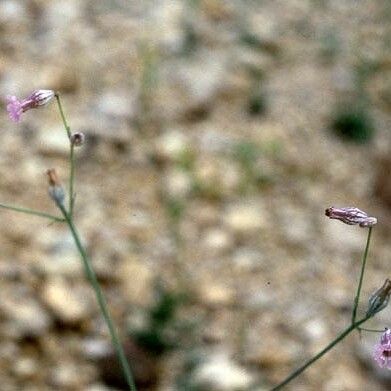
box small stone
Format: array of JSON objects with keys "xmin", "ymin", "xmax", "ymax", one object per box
[
  {"xmin": 12, "ymin": 357, "xmax": 38, "ymax": 379},
  {"xmin": 96, "ymin": 90, "xmax": 136, "ymax": 119},
  {"xmin": 201, "ymin": 228, "xmax": 233, "ymax": 255},
  {"xmin": 192, "ymin": 351, "xmax": 254, "ymax": 391},
  {"xmin": 0, "ymin": 291, "xmax": 52, "ymax": 338},
  {"xmin": 119, "ymin": 257, "xmax": 154, "ymax": 306},
  {"xmin": 35, "ymin": 230, "xmax": 83, "ymax": 277},
  {"xmin": 37, "ymin": 128, "xmax": 69, "ymax": 156},
  {"xmin": 41, "ymin": 277, "xmax": 93, "ymax": 324},
  {"xmin": 232, "ymin": 248, "xmax": 264, "ymax": 271},
  {"xmin": 49, "ymin": 362, "xmax": 94, "ymax": 389},
  {"xmin": 153, "ymin": 129, "xmax": 191, "ymax": 163},
  {"xmin": 197, "ymin": 282, "xmax": 235, "ymax": 307},
  {"xmin": 162, "ymin": 168, "xmax": 193, "ymax": 199},
  {"xmin": 80, "ymin": 338, "xmax": 112, "ymax": 360},
  {"xmin": 223, "ymin": 202, "xmax": 267, "ymax": 234}
]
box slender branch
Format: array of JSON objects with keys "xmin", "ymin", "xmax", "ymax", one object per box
[
  {"xmin": 55, "ymin": 93, "xmax": 71, "ymax": 138},
  {"xmin": 269, "ymin": 314, "xmax": 372, "ymax": 391},
  {"xmin": 0, "ymin": 202, "xmax": 64, "ymax": 222},
  {"xmin": 351, "ymin": 227, "xmax": 373, "ymax": 324},
  {"xmin": 57, "ymin": 203, "xmax": 137, "ymax": 391},
  {"xmin": 55, "ymin": 93, "xmax": 76, "ymax": 216}
]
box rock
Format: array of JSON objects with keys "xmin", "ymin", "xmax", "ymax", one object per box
[
  {"xmin": 197, "ymin": 282, "xmax": 236, "ymax": 307},
  {"xmin": 232, "ymin": 247, "xmax": 264, "ymax": 271},
  {"xmin": 96, "ymin": 90, "xmax": 136, "ymax": 120},
  {"xmin": 48, "ymin": 362, "xmax": 94, "ymax": 389},
  {"xmin": 243, "ymin": 329, "xmax": 302, "ymax": 367},
  {"xmin": 162, "ymin": 167, "xmax": 193, "ymax": 199},
  {"xmin": 223, "ymin": 201, "xmax": 267, "ymax": 234},
  {"xmin": 167, "ymin": 50, "xmax": 227, "ymax": 111},
  {"xmin": 191, "ymin": 351, "xmax": 255, "ymax": 391},
  {"xmin": 119, "ymin": 257, "xmax": 154, "ymax": 306},
  {"xmin": 194, "ymin": 158, "xmax": 242, "ymax": 198},
  {"xmin": 36, "ymin": 127, "xmax": 69, "ymax": 156},
  {"xmin": 41, "ymin": 277, "xmax": 93, "ymax": 324},
  {"xmin": 201, "ymin": 227, "xmax": 233, "ymax": 256},
  {"xmin": 80, "ymin": 338, "xmax": 112, "ymax": 360},
  {"xmin": 34, "ymin": 231, "xmax": 83, "ymax": 277},
  {"xmin": 12, "ymin": 357, "xmax": 38, "ymax": 380},
  {"xmin": 153, "ymin": 129, "xmax": 192, "ymax": 163},
  {"xmin": 151, "ymin": 0, "xmax": 185, "ymax": 53},
  {"xmin": 0, "ymin": 289, "xmax": 52, "ymax": 338}
]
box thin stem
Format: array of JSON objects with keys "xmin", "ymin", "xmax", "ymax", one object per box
[
  {"xmin": 55, "ymin": 93, "xmax": 76, "ymax": 216},
  {"xmin": 55, "ymin": 93, "xmax": 71, "ymax": 138},
  {"xmin": 270, "ymin": 315, "xmax": 372, "ymax": 391},
  {"xmin": 0, "ymin": 202, "xmax": 64, "ymax": 222},
  {"xmin": 351, "ymin": 227, "xmax": 373, "ymax": 324},
  {"xmin": 57, "ymin": 203, "xmax": 137, "ymax": 391}
]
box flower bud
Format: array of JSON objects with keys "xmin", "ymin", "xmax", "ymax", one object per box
[
  {"xmin": 325, "ymin": 206, "xmax": 377, "ymax": 227},
  {"xmin": 28, "ymin": 90, "xmax": 55, "ymax": 108},
  {"xmin": 47, "ymin": 168, "xmax": 65, "ymax": 207},
  {"xmin": 366, "ymin": 279, "xmax": 391, "ymax": 317},
  {"xmin": 70, "ymin": 132, "xmax": 85, "ymax": 147}
]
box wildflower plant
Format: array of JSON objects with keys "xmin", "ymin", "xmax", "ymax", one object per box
[
  {"xmin": 265, "ymin": 206, "xmax": 390, "ymax": 390},
  {"xmin": 1, "ymin": 90, "xmax": 137, "ymax": 391}
]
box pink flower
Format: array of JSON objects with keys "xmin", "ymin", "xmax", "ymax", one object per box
[
  {"xmin": 373, "ymin": 329, "xmax": 391, "ymax": 369},
  {"xmin": 325, "ymin": 206, "xmax": 377, "ymax": 227},
  {"xmin": 6, "ymin": 90, "xmax": 55, "ymax": 122}
]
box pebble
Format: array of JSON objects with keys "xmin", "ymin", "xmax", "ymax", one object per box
[
  {"xmin": 0, "ymin": 291, "xmax": 52, "ymax": 338},
  {"xmin": 201, "ymin": 227, "xmax": 233, "ymax": 256},
  {"xmin": 191, "ymin": 351, "xmax": 255, "ymax": 391},
  {"xmin": 41, "ymin": 277, "xmax": 93, "ymax": 324},
  {"xmin": 223, "ymin": 201, "xmax": 267, "ymax": 234},
  {"xmin": 118, "ymin": 256, "xmax": 154, "ymax": 306},
  {"xmin": 153, "ymin": 129, "xmax": 192, "ymax": 163},
  {"xmin": 162, "ymin": 167, "xmax": 193, "ymax": 199}
]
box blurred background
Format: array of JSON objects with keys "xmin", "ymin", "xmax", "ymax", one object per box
[{"xmin": 0, "ymin": 1, "xmax": 390, "ymax": 390}]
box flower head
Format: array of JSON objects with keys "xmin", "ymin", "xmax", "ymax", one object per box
[
  {"xmin": 6, "ymin": 90, "xmax": 55, "ymax": 122},
  {"xmin": 325, "ymin": 206, "xmax": 377, "ymax": 227},
  {"xmin": 373, "ymin": 329, "xmax": 391, "ymax": 369}
]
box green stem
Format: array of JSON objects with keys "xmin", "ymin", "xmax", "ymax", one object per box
[
  {"xmin": 0, "ymin": 202, "xmax": 64, "ymax": 222},
  {"xmin": 55, "ymin": 94, "xmax": 71, "ymax": 138},
  {"xmin": 351, "ymin": 227, "xmax": 373, "ymax": 324},
  {"xmin": 58, "ymin": 203, "xmax": 137, "ymax": 391},
  {"xmin": 270, "ymin": 314, "xmax": 372, "ymax": 391},
  {"xmin": 55, "ymin": 93, "xmax": 76, "ymax": 216}
]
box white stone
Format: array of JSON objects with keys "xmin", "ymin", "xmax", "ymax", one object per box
[{"xmin": 192, "ymin": 351, "xmax": 254, "ymax": 390}]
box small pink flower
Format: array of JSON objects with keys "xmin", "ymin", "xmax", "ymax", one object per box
[
  {"xmin": 373, "ymin": 329, "xmax": 391, "ymax": 369},
  {"xmin": 6, "ymin": 90, "xmax": 55, "ymax": 122},
  {"xmin": 325, "ymin": 206, "xmax": 377, "ymax": 227}
]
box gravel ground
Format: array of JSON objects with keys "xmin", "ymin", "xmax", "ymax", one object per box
[{"xmin": 0, "ymin": 1, "xmax": 390, "ymax": 390}]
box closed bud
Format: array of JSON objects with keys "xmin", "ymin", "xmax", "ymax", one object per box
[
  {"xmin": 367, "ymin": 279, "xmax": 391, "ymax": 317},
  {"xmin": 47, "ymin": 168, "xmax": 65, "ymax": 207},
  {"xmin": 325, "ymin": 206, "xmax": 377, "ymax": 227}
]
